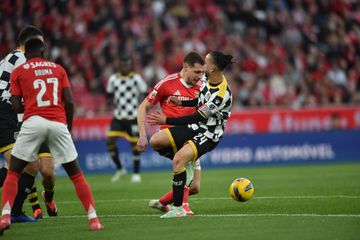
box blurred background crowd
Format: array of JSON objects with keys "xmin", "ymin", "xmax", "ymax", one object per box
[{"xmin": 1, "ymin": 0, "xmax": 359, "ymax": 117}]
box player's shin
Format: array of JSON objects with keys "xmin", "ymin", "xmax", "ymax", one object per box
[
  {"xmin": 107, "ymin": 142, "xmax": 123, "ymax": 170},
  {"xmin": 69, "ymin": 172, "xmax": 104, "ymax": 230},
  {"xmin": 1, "ymin": 171, "xmax": 20, "ymax": 216},
  {"xmin": 69, "ymin": 172, "xmax": 96, "ymax": 218},
  {"xmin": 12, "ymin": 172, "xmax": 35, "ymax": 216},
  {"xmin": 172, "ymin": 169, "xmax": 186, "ymax": 207},
  {"xmin": 28, "ymin": 183, "xmax": 41, "ymax": 214}
]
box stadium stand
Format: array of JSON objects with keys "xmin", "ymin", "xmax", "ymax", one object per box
[{"xmin": 1, "ymin": 0, "xmax": 359, "ymax": 116}]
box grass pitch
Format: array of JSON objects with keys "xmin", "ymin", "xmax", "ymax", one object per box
[{"xmin": 2, "ymin": 162, "xmax": 360, "ymax": 240}]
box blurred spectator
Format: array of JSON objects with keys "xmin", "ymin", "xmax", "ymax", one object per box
[{"xmin": 1, "ymin": 0, "xmax": 359, "ymax": 116}]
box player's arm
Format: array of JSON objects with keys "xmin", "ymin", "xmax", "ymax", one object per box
[
  {"xmin": 63, "ymin": 87, "xmax": 74, "ymax": 132},
  {"xmin": 147, "ymin": 110, "xmax": 206, "ymax": 125},
  {"xmin": 10, "ymin": 70, "xmax": 23, "ymax": 113},
  {"xmin": 105, "ymin": 75, "xmax": 115, "ymax": 105},
  {"xmin": 166, "ymin": 111, "xmax": 205, "ymax": 125},
  {"xmin": 169, "ymin": 96, "xmax": 198, "ymax": 107},
  {"xmin": 10, "ymin": 96, "xmax": 24, "ymax": 113},
  {"xmin": 149, "ymin": 96, "xmax": 225, "ymax": 125},
  {"xmin": 136, "ymin": 98, "xmax": 154, "ymax": 152}
]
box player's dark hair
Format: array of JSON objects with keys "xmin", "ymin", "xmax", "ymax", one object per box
[
  {"xmin": 184, "ymin": 51, "xmax": 204, "ymax": 67},
  {"xmin": 209, "ymin": 51, "xmax": 234, "ymax": 71},
  {"xmin": 25, "ymin": 38, "xmax": 45, "ymax": 58},
  {"xmin": 17, "ymin": 25, "xmax": 44, "ymax": 47}
]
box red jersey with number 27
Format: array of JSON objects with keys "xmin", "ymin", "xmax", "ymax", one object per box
[
  {"xmin": 10, "ymin": 57, "xmax": 71, "ymax": 124},
  {"xmin": 146, "ymin": 73, "xmax": 200, "ymax": 129}
]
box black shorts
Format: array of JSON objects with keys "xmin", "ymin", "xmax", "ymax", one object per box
[
  {"xmin": 0, "ymin": 106, "xmax": 51, "ymax": 157},
  {"xmin": 107, "ymin": 118, "xmax": 139, "ymax": 143},
  {"xmin": 0, "ymin": 103, "xmax": 18, "ymax": 153},
  {"xmin": 167, "ymin": 125, "xmax": 218, "ymax": 162}
]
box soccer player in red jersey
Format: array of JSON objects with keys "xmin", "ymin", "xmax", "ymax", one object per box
[
  {"xmin": 137, "ymin": 52, "xmax": 204, "ymax": 215},
  {"xmin": 0, "ymin": 39, "xmax": 103, "ymax": 235}
]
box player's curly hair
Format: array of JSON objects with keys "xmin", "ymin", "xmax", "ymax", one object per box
[{"xmin": 209, "ymin": 51, "xmax": 234, "ymax": 71}]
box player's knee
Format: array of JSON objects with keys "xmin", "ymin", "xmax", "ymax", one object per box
[
  {"xmin": 190, "ymin": 182, "xmax": 200, "ymax": 194},
  {"xmin": 25, "ymin": 162, "xmax": 39, "ymax": 175},
  {"xmin": 40, "ymin": 166, "xmax": 55, "ymax": 180},
  {"xmin": 149, "ymin": 135, "xmax": 161, "ymax": 149},
  {"xmin": 173, "ymin": 154, "xmax": 188, "ymax": 172}
]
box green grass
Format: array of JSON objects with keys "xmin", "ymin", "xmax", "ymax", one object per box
[{"xmin": 2, "ymin": 162, "xmax": 360, "ymax": 240}]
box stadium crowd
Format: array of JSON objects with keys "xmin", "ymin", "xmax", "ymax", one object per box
[{"xmin": 1, "ymin": 0, "xmax": 359, "ymax": 116}]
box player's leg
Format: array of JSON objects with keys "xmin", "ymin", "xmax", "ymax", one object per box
[
  {"xmin": 9, "ymin": 117, "xmax": 51, "ymax": 223},
  {"xmin": 1, "ymin": 148, "xmax": 37, "ymax": 223},
  {"xmin": 149, "ymin": 126, "xmax": 194, "ymax": 212},
  {"xmin": 130, "ymin": 143, "xmax": 141, "ymax": 182},
  {"xmin": 0, "ymin": 155, "xmax": 30, "ymax": 233},
  {"xmin": 0, "ymin": 115, "xmax": 46, "ymax": 233},
  {"xmin": 0, "ymin": 112, "xmax": 16, "ymax": 187},
  {"xmin": 62, "ymin": 160, "xmax": 103, "ymax": 230},
  {"xmin": 182, "ymin": 159, "xmax": 201, "ymax": 215},
  {"xmin": 149, "ymin": 129, "xmax": 175, "ymax": 159},
  {"xmin": 38, "ymin": 147, "xmax": 57, "ymax": 217},
  {"xmin": 0, "ymin": 149, "xmax": 12, "ymax": 187},
  {"xmin": 129, "ymin": 119, "xmax": 141, "ymax": 182},
  {"xmin": 107, "ymin": 119, "xmax": 127, "ymax": 182},
  {"xmin": 48, "ymin": 120, "xmax": 103, "ymax": 230},
  {"xmin": 24, "ymin": 158, "xmax": 42, "ymax": 220},
  {"xmin": 10, "ymin": 162, "xmax": 38, "ymax": 223},
  {"xmin": 160, "ymin": 143, "xmax": 195, "ymax": 218},
  {"xmin": 161, "ymin": 134, "xmax": 217, "ymax": 218},
  {"xmin": 149, "ymin": 129, "xmax": 179, "ymax": 209}
]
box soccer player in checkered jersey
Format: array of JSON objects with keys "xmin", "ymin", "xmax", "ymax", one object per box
[
  {"xmin": 0, "ymin": 25, "xmax": 57, "ymax": 222},
  {"xmin": 0, "ymin": 39, "xmax": 104, "ymax": 235},
  {"xmin": 106, "ymin": 55, "xmax": 147, "ymax": 183},
  {"xmin": 147, "ymin": 51, "xmax": 233, "ymax": 218},
  {"xmin": 136, "ymin": 52, "xmax": 204, "ymax": 215}
]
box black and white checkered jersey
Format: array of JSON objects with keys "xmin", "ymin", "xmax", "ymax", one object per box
[
  {"xmin": 106, "ymin": 72, "xmax": 147, "ymax": 120},
  {"xmin": 0, "ymin": 50, "xmax": 26, "ymax": 105},
  {"xmin": 190, "ymin": 75, "xmax": 232, "ymax": 142}
]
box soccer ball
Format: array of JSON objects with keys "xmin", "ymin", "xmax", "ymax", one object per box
[{"xmin": 229, "ymin": 178, "xmax": 254, "ymax": 202}]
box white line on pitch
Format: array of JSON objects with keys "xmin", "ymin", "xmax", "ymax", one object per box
[
  {"xmin": 55, "ymin": 195, "xmax": 360, "ymax": 204},
  {"xmin": 52, "ymin": 213, "xmax": 360, "ymax": 219}
]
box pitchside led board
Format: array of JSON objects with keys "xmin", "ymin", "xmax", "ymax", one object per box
[
  {"xmin": 1, "ymin": 107, "xmax": 359, "ymax": 174},
  {"xmin": 69, "ymin": 106, "xmax": 360, "ymax": 175}
]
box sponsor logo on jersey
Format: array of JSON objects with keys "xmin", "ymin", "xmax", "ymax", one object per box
[{"xmin": 149, "ymin": 89, "xmax": 157, "ymax": 99}]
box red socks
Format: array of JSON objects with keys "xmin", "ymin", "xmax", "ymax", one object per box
[
  {"xmin": 1, "ymin": 171, "xmax": 20, "ymax": 215},
  {"xmin": 70, "ymin": 172, "xmax": 97, "ymax": 219},
  {"xmin": 159, "ymin": 186, "xmax": 191, "ymax": 206},
  {"xmin": 159, "ymin": 189, "xmax": 173, "ymax": 206}
]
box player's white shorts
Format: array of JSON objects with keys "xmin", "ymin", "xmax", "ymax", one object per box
[{"xmin": 12, "ymin": 115, "xmax": 78, "ymax": 163}]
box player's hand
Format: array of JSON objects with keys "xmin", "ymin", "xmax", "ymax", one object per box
[
  {"xmin": 168, "ymin": 96, "xmax": 182, "ymax": 106},
  {"xmin": 136, "ymin": 136, "xmax": 148, "ymax": 152},
  {"xmin": 147, "ymin": 110, "xmax": 166, "ymax": 125}
]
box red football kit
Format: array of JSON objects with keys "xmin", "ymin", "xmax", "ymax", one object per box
[
  {"xmin": 146, "ymin": 73, "xmax": 200, "ymax": 129},
  {"xmin": 10, "ymin": 57, "xmax": 70, "ymax": 124}
]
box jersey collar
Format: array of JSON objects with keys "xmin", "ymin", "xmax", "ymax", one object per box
[{"xmin": 179, "ymin": 75, "xmax": 193, "ymax": 89}]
